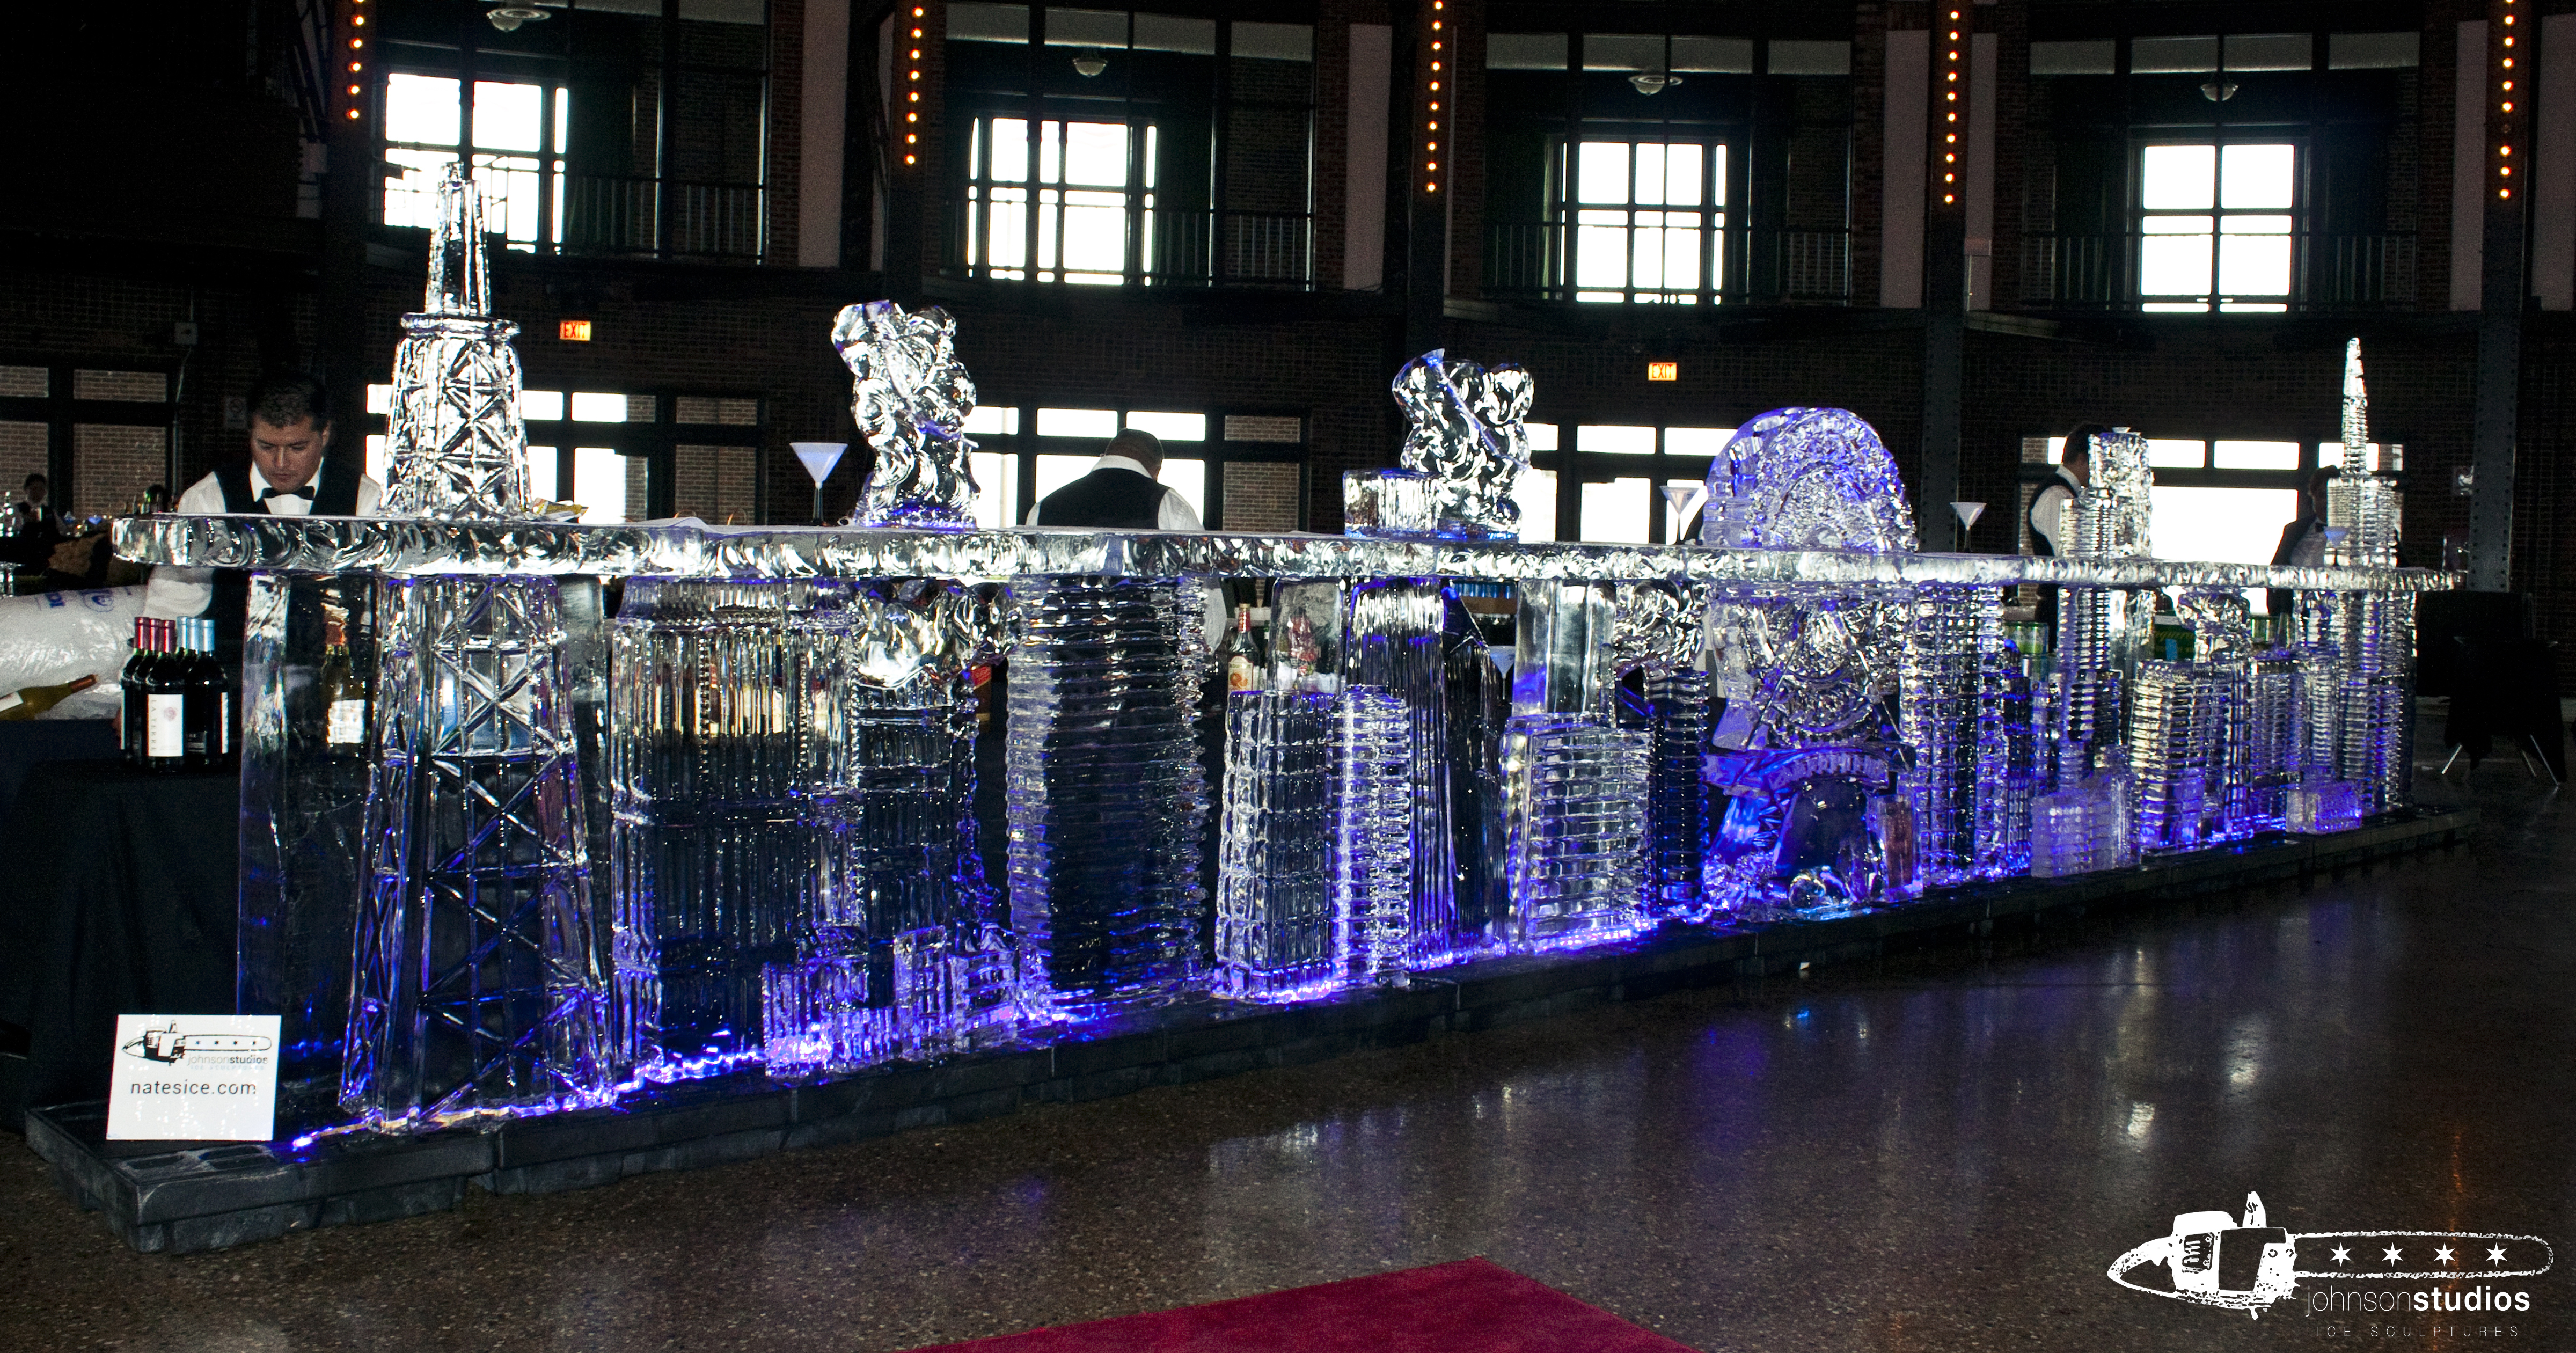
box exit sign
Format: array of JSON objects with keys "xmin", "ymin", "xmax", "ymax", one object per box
[
  {"xmin": 1646, "ymin": 361, "xmax": 1678, "ymax": 381},
  {"xmin": 559, "ymin": 319, "xmax": 594, "ymax": 342}
]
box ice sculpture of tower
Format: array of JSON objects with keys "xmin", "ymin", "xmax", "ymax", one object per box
[
  {"xmin": 1213, "ymin": 689, "xmax": 1338, "ymax": 1000},
  {"xmin": 831, "ymin": 301, "xmax": 980, "ymax": 530},
  {"xmin": 2323, "ymin": 339, "xmax": 2412, "ymax": 814},
  {"xmin": 1694, "ymin": 409, "xmax": 1919, "ymax": 917},
  {"xmin": 1007, "ymin": 577, "xmax": 1209, "ymax": 1020},
  {"xmin": 342, "ymin": 165, "xmax": 613, "ymax": 1127},
  {"xmin": 609, "ymin": 580, "xmax": 848, "ymax": 1081},
  {"xmin": 2046, "ymin": 427, "xmax": 2153, "ymax": 792},
  {"xmin": 1344, "ymin": 349, "xmax": 1534, "ymax": 541}
]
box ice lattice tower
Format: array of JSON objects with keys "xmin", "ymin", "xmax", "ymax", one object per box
[
  {"xmin": 2322, "ymin": 339, "xmax": 2412, "ymax": 814},
  {"xmin": 343, "ymin": 165, "xmax": 613, "ymax": 1128},
  {"xmin": 831, "ymin": 301, "xmax": 981, "ymax": 529}
]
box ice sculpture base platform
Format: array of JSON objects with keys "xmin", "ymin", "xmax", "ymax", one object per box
[{"xmin": 27, "ymin": 805, "xmax": 2473, "ymax": 1254}]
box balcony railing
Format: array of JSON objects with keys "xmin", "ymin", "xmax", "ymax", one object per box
[
  {"xmin": 561, "ymin": 175, "xmax": 767, "ymax": 262},
  {"xmin": 1483, "ymin": 223, "xmax": 1853, "ymax": 304},
  {"xmin": 943, "ymin": 205, "xmax": 1313, "ymax": 289},
  {"xmin": 2017, "ymin": 232, "xmax": 2418, "ymax": 311}
]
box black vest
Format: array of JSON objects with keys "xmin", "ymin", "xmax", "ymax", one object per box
[
  {"xmin": 212, "ymin": 456, "xmax": 363, "ymax": 517},
  {"xmin": 1031, "ymin": 467, "xmax": 1171, "ymax": 529},
  {"xmin": 207, "ymin": 457, "xmax": 365, "ymax": 669}
]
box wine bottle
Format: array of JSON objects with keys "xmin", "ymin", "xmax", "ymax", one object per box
[
  {"xmin": 143, "ymin": 618, "xmax": 188, "ymax": 773},
  {"xmin": 120, "ymin": 617, "xmax": 151, "ymax": 762},
  {"xmin": 0, "ymin": 674, "xmax": 100, "ymax": 721},
  {"xmin": 1221, "ymin": 603, "xmax": 1265, "ymax": 692},
  {"xmin": 179, "ymin": 618, "xmax": 232, "ymax": 770},
  {"xmin": 319, "ymin": 607, "xmax": 367, "ymax": 754}
]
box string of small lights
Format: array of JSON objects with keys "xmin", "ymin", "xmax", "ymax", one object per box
[
  {"xmin": 2492, "ymin": 0, "xmax": 2515, "ymax": 201},
  {"xmin": 904, "ymin": 4, "xmax": 927, "ymax": 167},
  {"xmin": 1423, "ymin": 0, "xmax": 1445, "ymax": 195},
  {"xmin": 1935, "ymin": 6, "xmax": 1967, "ymax": 209},
  {"xmin": 344, "ymin": 0, "xmax": 368, "ymax": 122}
]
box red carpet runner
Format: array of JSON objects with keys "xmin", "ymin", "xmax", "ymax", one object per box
[{"xmin": 901, "ymin": 1257, "xmax": 1697, "ymax": 1353}]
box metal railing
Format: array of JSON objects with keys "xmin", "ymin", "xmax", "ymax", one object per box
[
  {"xmin": 561, "ymin": 175, "xmax": 767, "ymax": 262},
  {"xmin": 2017, "ymin": 232, "xmax": 2419, "ymax": 311},
  {"xmin": 943, "ymin": 205, "xmax": 1313, "ymax": 288},
  {"xmin": 1483, "ymin": 223, "xmax": 1854, "ymax": 304}
]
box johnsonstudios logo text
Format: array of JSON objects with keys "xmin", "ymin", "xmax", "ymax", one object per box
[{"xmin": 2106, "ymin": 1192, "xmax": 2555, "ymax": 1323}]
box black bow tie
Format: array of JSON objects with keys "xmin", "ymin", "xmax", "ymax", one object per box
[{"xmin": 259, "ymin": 485, "xmax": 314, "ymax": 500}]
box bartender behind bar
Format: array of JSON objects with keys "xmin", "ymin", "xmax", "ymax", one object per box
[{"xmin": 147, "ymin": 373, "xmax": 384, "ymax": 664}]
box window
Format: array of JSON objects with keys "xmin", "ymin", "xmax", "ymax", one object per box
[
  {"xmin": 972, "ymin": 403, "xmax": 1306, "ymax": 529},
  {"xmin": 1565, "ymin": 142, "xmax": 1726, "ymax": 303},
  {"xmin": 963, "ymin": 118, "xmax": 1155, "ymax": 284},
  {"xmin": 0, "ymin": 363, "xmax": 174, "ymax": 522},
  {"xmin": 2138, "ymin": 144, "xmax": 2297, "ymax": 312},
  {"xmin": 2023, "ymin": 434, "xmax": 2315, "ymax": 613},
  {"xmin": 383, "ymin": 74, "xmax": 569, "ymax": 252},
  {"xmin": 365, "ymin": 385, "xmax": 761, "ymax": 524},
  {"xmin": 1521, "ymin": 421, "xmax": 1731, "ymax": 542}
]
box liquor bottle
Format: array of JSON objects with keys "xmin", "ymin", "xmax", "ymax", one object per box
[
  {"xmin": 0, "ymin": 674, "xmax": 100, "ymax": 721},
  {"xmin": 143, "ymin": 619, "xmax": 189, "ymax": 773},
  {"xmin": 1219, "ymin": 603, "xmax": 1266, "ymax": 692},
  {"xmin": 319, "ymin": 607, "xmax": 368, "ymax": 754},
  {"xmin": 119, "ymin": 618, "xmax": 152, "ymax": 762}
]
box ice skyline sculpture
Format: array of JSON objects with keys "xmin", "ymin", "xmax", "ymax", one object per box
[
  {"xmin": 342, "ymin": 165, "xmax": 614, "ymax": 1128},
  {"xmin": 1344, "ymin": 349, "xmax": 1534, "ymax": 541},
  {"xmin": 831, "ymin": 300, "xmax": 980, "ymax": 530}
]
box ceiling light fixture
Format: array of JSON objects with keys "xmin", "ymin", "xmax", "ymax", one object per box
[
  {"xmin": 2200, "ymin": 77, "xmax": 2238, "ymax": 102},
  {"xmin": 1072, "ymin": 48, "xmax": 1108, "ymax": 77},
  {"xmin": 486, "ymin": 4, "xmax": 548, "ymax": 32},
  {"xmin": 1630, "ymin": 34, "xmax": 1682, "ymax": 96}
]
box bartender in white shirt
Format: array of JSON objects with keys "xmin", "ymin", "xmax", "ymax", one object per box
[{"xmin": 147, "ymin": 374, "xmax": 384, "ymax": 658}]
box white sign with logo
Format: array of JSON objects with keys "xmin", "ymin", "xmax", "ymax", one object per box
[{"xmin": 105, "ymin": 1014, "xmax": 281, "ymax": 1142}]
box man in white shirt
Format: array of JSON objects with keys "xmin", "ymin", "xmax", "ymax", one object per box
[
  {"xmin": 2026, "ymin": 426, "xmax": 2096, "ymax": 630},
  {"xmin": 148, "ymin": 374, "xmax": 383, "ymax": 624}
]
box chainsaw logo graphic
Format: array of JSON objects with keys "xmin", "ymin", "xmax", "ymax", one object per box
[
  {"xmin": 2107, "ymin": 1192, "xmax": 2555, "ymax": 1318},
  {"xmin": 118, "ymin": 1022, "xmax": 276, "ymax": 1064}
]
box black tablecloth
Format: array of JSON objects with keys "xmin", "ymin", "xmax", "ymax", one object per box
[
  {"xmin": 0, "ymin": 720, "xmax": 120, "ymax": 828},
  {"xmin": 0, "ymin": 757, "xmax": 238, "ymax": 1131}
]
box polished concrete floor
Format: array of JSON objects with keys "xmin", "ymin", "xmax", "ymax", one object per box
[{"xmin": 3, "ymin": 751, "xmax": 2569, "ymax": 1352}]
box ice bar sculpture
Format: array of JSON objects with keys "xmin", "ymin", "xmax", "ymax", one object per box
[
  {"xmin": 1641, "ymin": 667, "xmax": 1711, "ymax": 915},
  {"xmin": 342, "ymin": 166, "xmax": 613, "ymax": 1127},
  {"xmin": 1981, "ymin": 642, "xmax": 2036, "ymax": 876},
  {"xmin": 1215, "ymin": 689, "xmax": 1337, "ymax": 1000},
  {"xmin": 1499, "ymin": 713, "xmax": 1651, "ymax": 948},
  {"xmin": 1334, "ymin": 686, "xmax": 1413, "ymax": 988},
  {"xmin": 1344, "ymin": 350, "xmax": 1534, "ymax": 541},
  {"xmin": 831, "ymin": 301, "xmax": 981, "ymax": 529},
  {"xmin": 1007, "ymin": 577, "xmax": 1208, "ymax": 1019},
  {"xmin": 610, "ymin": 580, "xmax": 847, "ymax": 1080}
]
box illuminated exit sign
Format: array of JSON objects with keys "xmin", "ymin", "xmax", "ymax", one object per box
[
  {"xmin": 1646, "ymin": 361, "xmax": 1678, "ymax": 382},
  {"xmin": 559, "ymin": 319, "xmax": 594, "ymax": 342}
]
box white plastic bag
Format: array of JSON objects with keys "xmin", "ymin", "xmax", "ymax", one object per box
[{"xmin": 0, "ymin": 586, "xmax": 148, "ymax": 694}]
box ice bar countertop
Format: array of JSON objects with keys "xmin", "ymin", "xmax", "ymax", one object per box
[{"xmin": 115, "ymin": 514, "xmax": 2458, "ymax": 593}]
